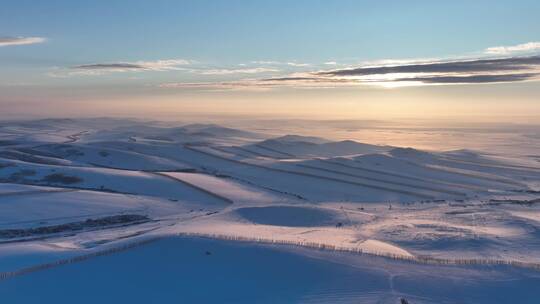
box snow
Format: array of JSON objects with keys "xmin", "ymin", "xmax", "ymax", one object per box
[
  {"xmin": 0, "ymin": 189, "xmax": 182, "ymax": 229},
  {"xmin": 249, "ymin": 136, "xmax": 390, "ymax": 158},
  {"xmin": 160, "ymin": 171, "xmax": 287, "ymax": 205},
  {"xmin": 0, "ymin": 183, "xmax": 58, "ymax": 194},
  {"xmin": 1, "ymin": 118, "xmax": 540, "ymax": 303},
  {"xmin": 0, "ymin": 161, "xmax": 229, "ymax": 205},
  {"xmin": 235, "ymin": 206, "xmax": 341, "ymax": 227},
  {"xmin": 2, "ymin": 237, "xmax": 540, "ymax": 304},
  {"xmin": 34, "ymin": 143, "xmax": 192, "ymax": 170}
]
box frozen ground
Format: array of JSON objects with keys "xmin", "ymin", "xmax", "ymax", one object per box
[
  {"xmin": 0, "ymin": 118, "xmax": 539, "ymax": 303},
  {"xmin": 3, "ymin": 237, "xmax": 540, "ymax": 304}
]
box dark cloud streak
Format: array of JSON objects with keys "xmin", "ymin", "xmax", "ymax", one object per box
[
  {"xmin": 72, "ymin": 63, "xmax": 145, "ymax": 70},
  {"xmin": 395, "ymin": 73, "xmax": 539, "ymax": 84},
  {"xmin": 319, "ymin": 56, "xmax": 540, "ymax": 76}
]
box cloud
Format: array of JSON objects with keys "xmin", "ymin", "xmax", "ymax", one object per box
[
  {"xmin": 59, "ymin": 59, "xmax": 280, "ymax": 77},
  {"xmin": 318, "ymin": 56, "xmax": 540, "ymax": 77},
  {"xmin": 60, "ymin": 59, "xmax": 192, "ymax": 76},
  {"xmin": 485, "ymin": 42, "xmax": 540, "ymax": 55},
  {"xmin": 248, "ymin": 60, "xmax": 310, "ymax": 67},
  {"xmin": 74, "ymin": 63, "xmax": 145, "ymax": 70},
  {"xmin": 64, "ymin": 59, "xmax": 304, "ymax": 78},
  {"xmin": 393, "ymin": 73, "xmax": 538, "ymax": 84},
  {"xmin": 157, "ymin": 41, "xmax": 540, "ymax": 91},
  {"xmin": 251, "ymin": 60, "xmax": 281, "ymax": 65},
  {"xmin": 135, "ymin": 59, "xmax": 192, "ymax": 70},
  {"xmin": 0, "ymin": 36, "xmax": 46, "ymax": 47},
  {"xmin": 287, "ymin": 62, "xmax": 310, "ymax": 67},
  {"xmin": 73, "ymin": 59, "xmax": 191, "ymax": 72},
  {"xmin": 57, "ymin": 41, "xmax": 540, "ymax": 88},
  {"xmin": 159, "ymin": 80, "xmax": 285, "ymax": 92},
  {"xmin": 160, "ymin": 81, "xmax": 265, "ymax": 91},
  {"xmin": 313, "ymin": 55, "xmax": 540, "ymax": 86},
  {"xmin": 198, "ymin": 67, "xmax": 280, "ymax": 75},
  {"xmin": 159, "ymin": 55, "xmax": 540, "ymax": 90},
  {"xmin": 160, "ymin": 76, "xmax": 357, "ymax": 91}
]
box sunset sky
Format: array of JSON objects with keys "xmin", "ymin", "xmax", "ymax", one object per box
[{"xmin": 1, "ymin": 0, "xmax": 540, "ymax": 121}]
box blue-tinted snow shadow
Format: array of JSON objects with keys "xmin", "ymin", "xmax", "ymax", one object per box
[{"xmin": 1, "ymin": 237, "xmax": 540, "ymax": 303}]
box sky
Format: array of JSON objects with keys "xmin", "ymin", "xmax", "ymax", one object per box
[{"xmin": 1, "ymin": 0, "xmax": 540, "ymax": 121}]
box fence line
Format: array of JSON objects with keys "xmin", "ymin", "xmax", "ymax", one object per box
[
  {"xmin": 2, "ymin": 232, "xmax": 539, "ymax": 282},
  {"xmin": 176, "ymin": 232, "xmax": 540, "ymax": 271},
  {"xmin": 0, "ymin": 237, "xmax": 162, "ymax": 281}
]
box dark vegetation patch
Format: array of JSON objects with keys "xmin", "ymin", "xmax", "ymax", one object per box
[
  {"xmin": 0, "ymin": 214, "xmax": 149, "ymax": 239},
  {"xmin": 488, "ymin": 198, "xmax": 540, "ymax": 206},
  {"xmin": 14, "ymin": 148, "xmax": 60, "ymax": 158},
  {"xmin": 0, "ymin": 150, "xmax": 64, "ymax": 165},
  {"xmin": 144, "ymin": 135, "xmax": 174, "ymax": 142},
  {"xmin": 52, "ymin": 145, "xmax": 84, "ymax": 157},
  {"xmin": 0, "ymin": 162, "xmax": 14, "ymax": 169},
  {"xmin": 7, "ymin": 169, "xmax": 36, "ymax": 182},
  {"xmin": 187, "ymin": 131, "xmax": 214, "ymax": 137},
  {"xmin": 63, "ymin": 148, "xmax": 84, "ymax": 157},
  {"xmin": 512, "ymin": 189, "xmax": 540, "ymax": 194},
  {"xmin": 41, "ymin": 173, "xmax": 83, "ymax": 184},
  {"xmin": 444, "ymin": 210, "xmax": 477, "ymax": 215},
  {"xmin": 0, "ymin": 140, "xmax": 18, "ymax": 146}
]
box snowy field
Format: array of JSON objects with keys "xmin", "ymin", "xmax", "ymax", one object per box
[
  {"xmin": 2, "ymin": 237, "xmax": 540, "ymax": 304},
  {"xmin": 1, "ymin": 118, "xmax": 540, "ymax": 303}
]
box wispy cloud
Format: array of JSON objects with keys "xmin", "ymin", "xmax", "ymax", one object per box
[
  {"xmin": 0, "ymin": 36, "xmax": 46, "ymax": 47},
  {"xmin": 64, "ymin": 60, "xmax": 280, "ymax": 77},
  {"xmin": 391, "ymin": 73, "xmax": 538, "ymax": 84},
  {"xmin": 160, "ymin": 54, "xmax": 540, "ymax": 90},
  {"xmin": 249, "ymin": 60, "xmax": 311, "ymax": 67},
  {"xmin": 73, "ymin": 63, "xmax": 145, "ymax": 71},
  {"xmin": 198, "ymin": 67, "xmax": 280, "ymax": 75},
  {"xmin": 49, "ymin": 59, "xmax": 193, "ymax": 77},
  {"xmin": 72, "ymin": 59, "xmax": 191, "ymax": 73},
  {"xmin": 251, "ymin": 60, "xmax": 281, "ymax": 65},
  {"xmin": 160, "ymin": 76, "xmax": 357, "ymax": 91},
  {"xmin": 485, "ymin": 42, "xmax": 540, "ymax": 55},
  {"xmin": 317, "ymin": 56, "xmax": 540, "ymax": 76},
  {"xmin": 287, "ymin": 62, "xmax": 310, "ymax": 67},
  {"xmin": 46, "ymin": 41, "xmax": 540, "ymax": 88},
  {"xmin": 159, "ymin": 81, "xmax": 272, "ymax": 91},
  {"xmin": 136, "ymin": 59, "xmax": 192, "ymax": 70}
]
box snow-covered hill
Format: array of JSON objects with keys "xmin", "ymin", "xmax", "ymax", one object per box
[{"xmin": 1, "ymin": 118, "xmax": 540, "ymax": 303}]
